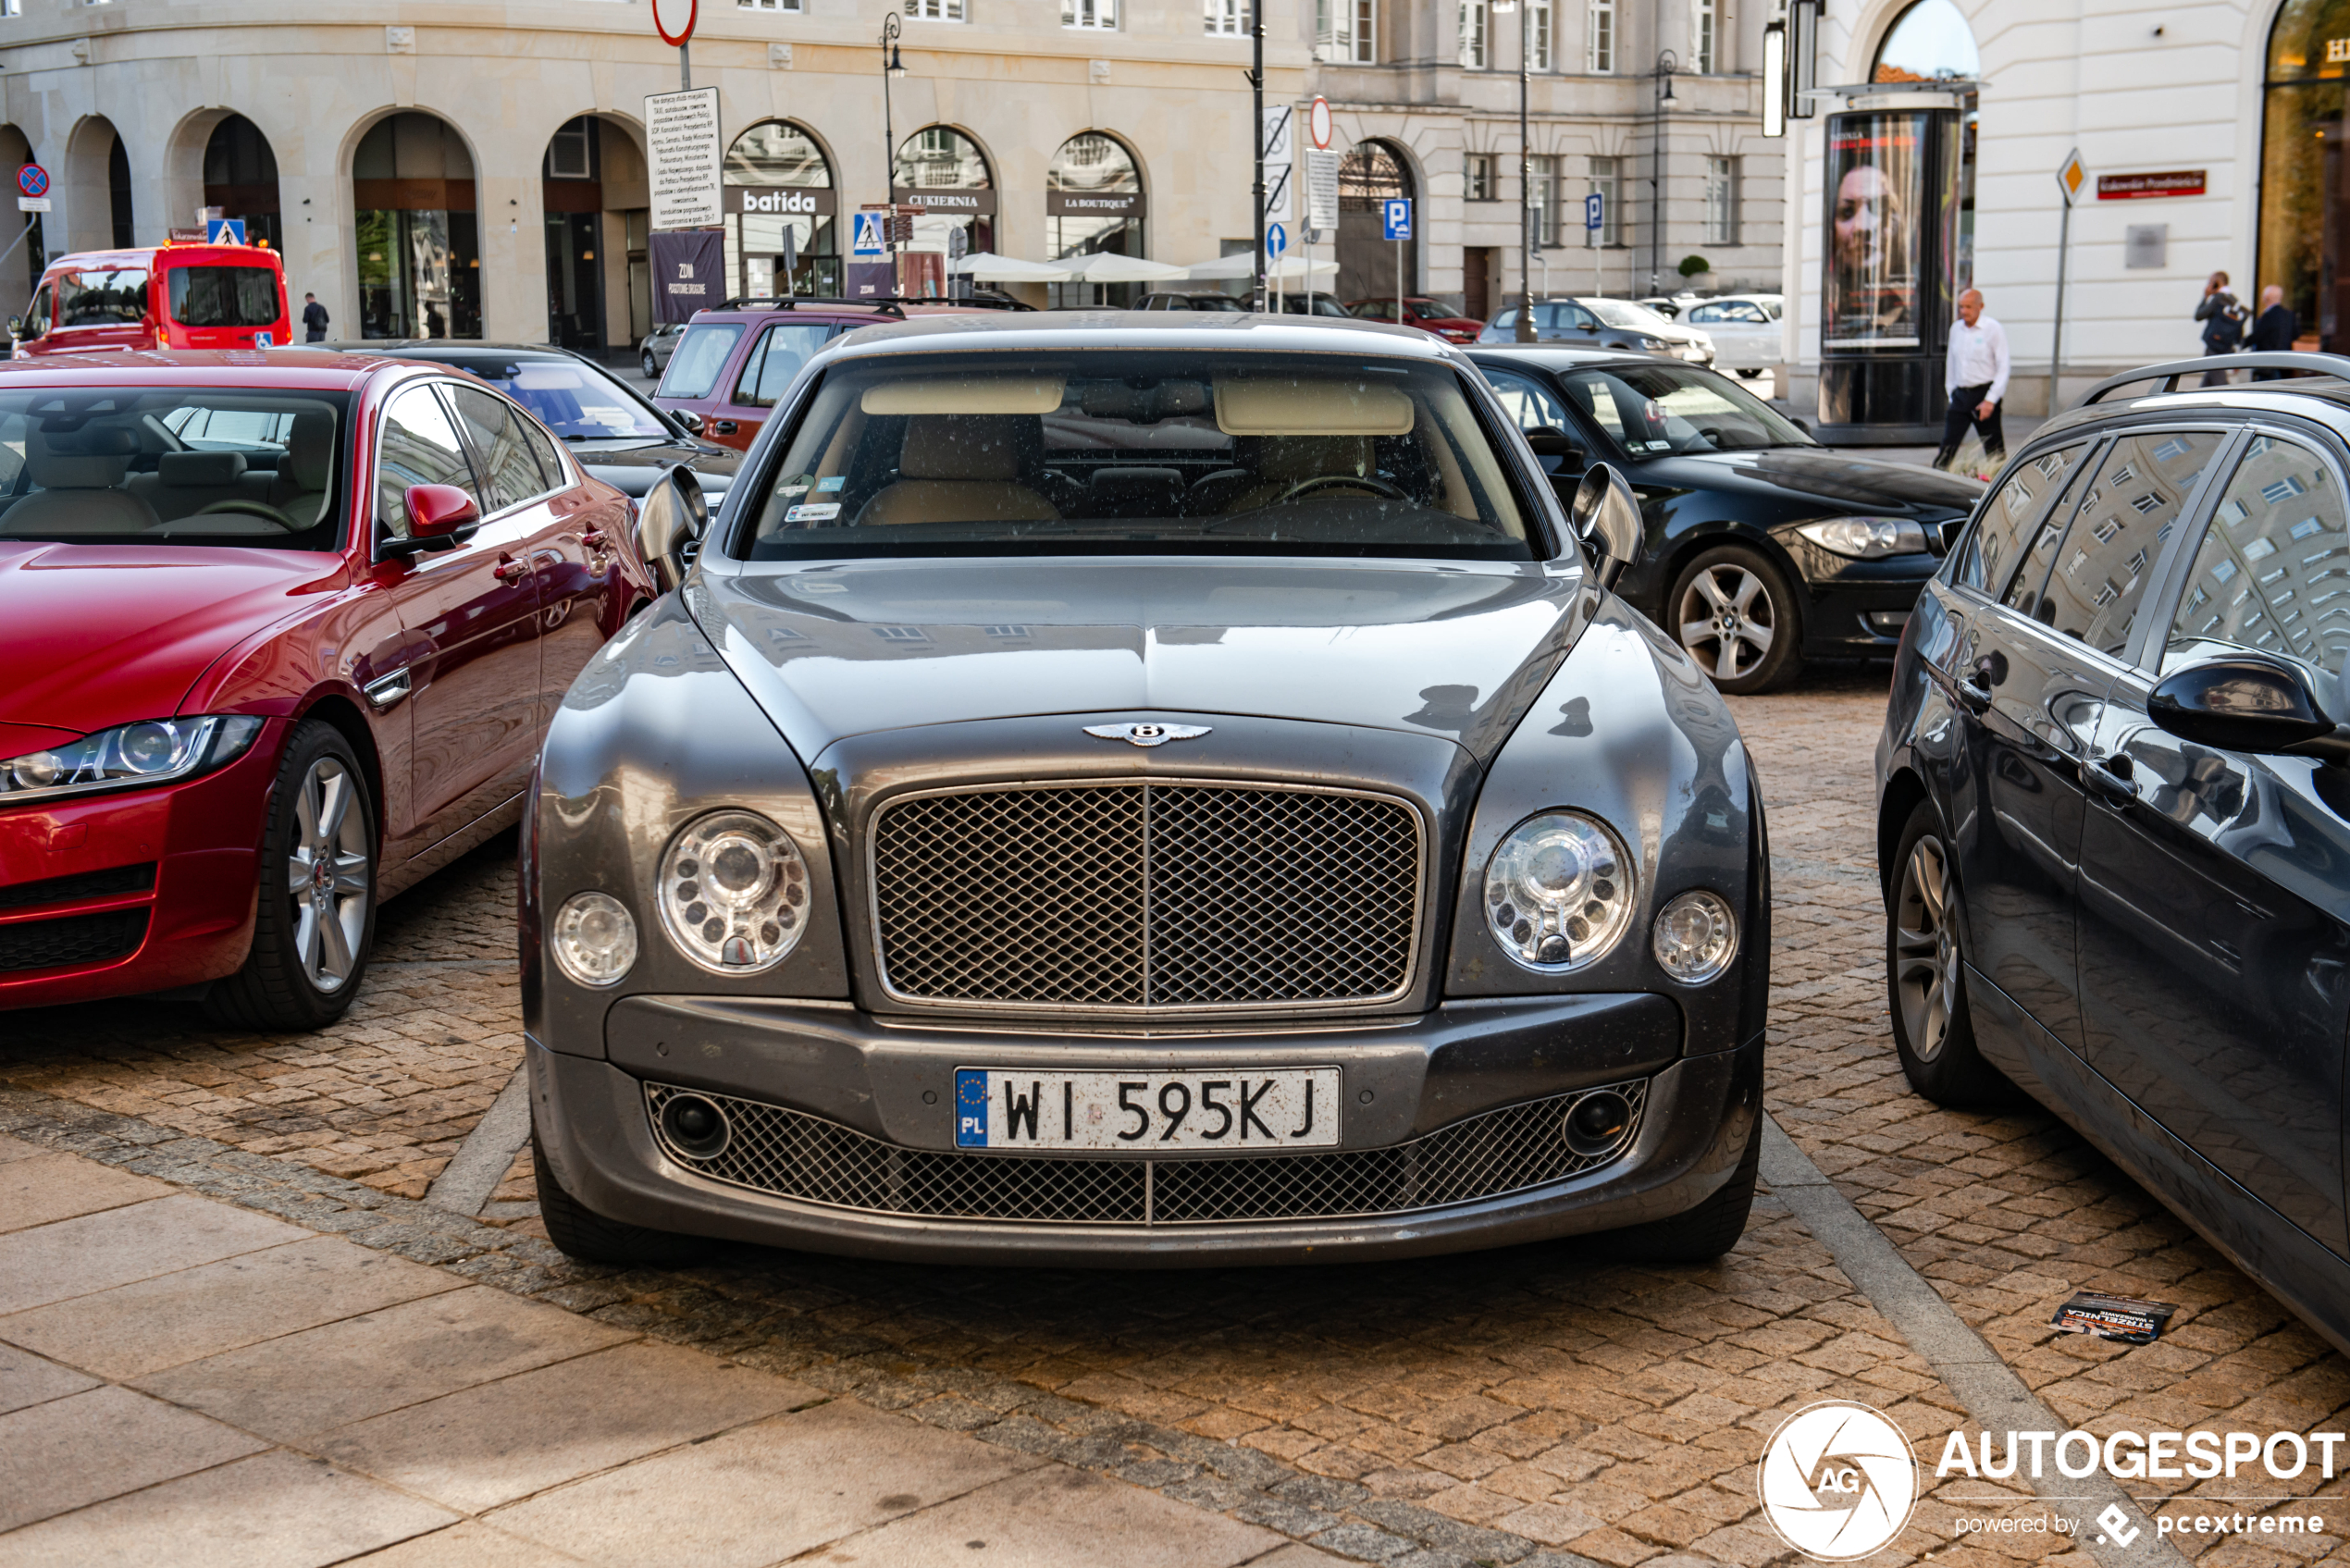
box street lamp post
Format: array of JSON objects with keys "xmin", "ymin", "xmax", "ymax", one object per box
[
  {"xmin": 881, "ymin": 14, "xmax": 908, "ymax": 286},
  {"xmin": 1651, "ymin": 48, "xmax": 1678, "ymax": 296},
  {"xmin": 1515, "ymin": 0, "xmax": 1535, "ymax": 341}
]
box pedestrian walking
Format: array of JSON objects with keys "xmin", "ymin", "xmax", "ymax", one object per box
[
  {"xmin": 302, "ymin": 292, "xmax": 329, "ymax": 343},
  {"xmin": 1935, "ymin": 287, "xmax": 2008, "ymax": 471},
  {"xmin": 2194, "ymin": 270, "xmax": 2245, "ymax": 387},
  {"xmin": 2250, "ymin": 285, "xmax": 2298, "ymax": 379}
]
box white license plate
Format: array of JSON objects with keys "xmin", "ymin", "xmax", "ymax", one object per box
[{"xmin": 954, "ymin": 1068, "xmax": 1342, "ymax": 1151}]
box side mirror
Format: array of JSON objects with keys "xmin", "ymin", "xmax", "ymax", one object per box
[
  {"xmin": 1567, "ymin": 463, "xmax": 1643, "ymax": 589},
  {"xmin": 2150, "ymin": 656, "xmax": 2350, "ymax": 762},
  {"xmin": 671, "ymin": 408, "xmax": 704, "ymax": 436},
  {"xmin": 1525, "ymin": 426, "xmax": 1582, "ymax": 461},
  {"xmin": 6, "ymin": 317, "xmax": 19, "ymax": 339},
  {"xmin": 380, "ymin": 483, "xmax": 479, "ymax": 557},
  {"xmin": 637, "ymin": 463, "xmax": 710, "ymax": 594}
]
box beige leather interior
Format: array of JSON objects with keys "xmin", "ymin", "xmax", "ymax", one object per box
[
  {"xmin": 0, "ymin": 426, "xmax": 160, "ymax": 534},
  {"xmin": 1220, "ymin": 435, "xmax": 1376, "ymax": 513},
  {"xmin": 265, "ymin": 412, "xmax": 336, "ymax": 526},
  {"xmin": 855, "ymin": 414, "xmax": 1058, "ymax": 527}
]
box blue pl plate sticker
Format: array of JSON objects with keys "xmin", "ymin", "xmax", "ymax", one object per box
[
  {"xmin": 784, "ymin": 502, "xmax": 842, "ymax": 524},
  {"xmin": 817, "ymin": 475, "xmax": 846, "ymax": 492},
  {"xmin": 955, "ymin": 1069, "xmax": 989, "ymax": 1147}
]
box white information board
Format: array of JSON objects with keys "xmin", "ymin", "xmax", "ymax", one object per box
[
  {"xmin": 647, "ymin": 86, "xmax": 723, "ymax": 230},
  {"xmin": 1305, "ymin": 149, "xmax": 1341, "ymax": 233}
]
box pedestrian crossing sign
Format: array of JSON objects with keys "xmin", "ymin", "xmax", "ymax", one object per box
[{"xmin": 852, "ymin": 211, "xmax": 886, "ymax": 258}]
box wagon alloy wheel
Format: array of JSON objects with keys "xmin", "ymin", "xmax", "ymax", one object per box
[
  {"xmin": 204, "ymin": 720, "xmax": 379, "ymax": 1032},
  {"xmin": 286, "ymin": 757, "xmax": 372, "ymax": 993},
  {"xmin": 1677, "ymin": 563, "xmax": 1775, "ymax": 683},
  {"xmin": 1893, "ymin": 835, "xmax": 1960, "ymax": 1062},
  {"xmin": 1881, "ymin": 800, "xmax": 2010, "ymax": 1105}
]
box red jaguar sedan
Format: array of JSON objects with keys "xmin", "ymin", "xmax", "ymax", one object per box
[{"xmin": 0, "ymin": 350, "xmax": 651, "ymax": 1027}]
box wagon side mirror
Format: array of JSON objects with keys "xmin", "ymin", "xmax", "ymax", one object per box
[
  {"xmin": 637, "ymin": 463, "xmax": 710, "ymax": 595},
  {"xmin": 1568, "ymin": 462, "xmax": 1643, "ymax": 589},
  {"xmin": 671, "ymin": 408, "xmax": 704, "ymax": 437},
  {"xmin": 2150, "ymin": 655, "xmax": 2350, "ymax": 763}
]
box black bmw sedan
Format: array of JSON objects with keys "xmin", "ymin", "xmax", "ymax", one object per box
[
  {"xmin": 319, "ymin": 341, "xmax": 741, "ymax": 503},
  {"xmin": 1467, "ymin": 346, "xmax": 1983, "ymax": 693}
]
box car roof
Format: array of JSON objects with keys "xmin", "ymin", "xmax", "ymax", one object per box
[
  {"xmin": 2032, "ymin": 377, "xmax": 2350, "ymax": 449},
  {"xmin": 0, "ymin": 347, "xmax": 408, "ymax": 389},
  {"xmin": 685, "ymin": 301, "xmax": 986, "ymax": 326},
  {"xmin": 818, "ymin": 310, "xmax": 1454, "ymax": 359},
  {"xmin": 1462, "ymin": 344, "xmax": 1659, "ymax": 371}
]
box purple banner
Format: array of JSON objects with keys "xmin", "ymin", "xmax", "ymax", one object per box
[{"xmin": 649, "ymin": 229, "xmax": 725, "ymax": 325}]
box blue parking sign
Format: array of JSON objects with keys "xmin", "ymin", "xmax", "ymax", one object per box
[
  {"xmin": 1585, "ymin": 192, "xmax": 1604, "ymax": 232},
  {"xmin": 851, "ymin": 211, "xmax": 886, "ymax": 258},
  {"xmin": 1381, "ymin": 199, "xmax": 1412, "ymax": 241}
]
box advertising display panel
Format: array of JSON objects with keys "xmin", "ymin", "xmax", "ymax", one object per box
[{"xmin": 1823, "ymin": 110, "xmax": 1928, "ymax": 349}]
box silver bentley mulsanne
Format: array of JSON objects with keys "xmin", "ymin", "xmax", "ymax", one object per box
[{"xmin": 521, "ymin": 314, "xmax": 1768, "ymax": 1268}]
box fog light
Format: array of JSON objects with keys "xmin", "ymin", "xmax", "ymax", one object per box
[
  {"xmin": 1563, "ymin": 1090, "xmax": 1635, "ymax": 1156},
  {"xmin": 550, "ymin": 891, "xmax": 637, "ymax": 987},
  {"xmin": 660, "ymin": 1093, "xmax": 731, "ymax": 1159},
  {"xmin": 1652, "ymin": 890, "xmax": 1738, "ymax": 983}
]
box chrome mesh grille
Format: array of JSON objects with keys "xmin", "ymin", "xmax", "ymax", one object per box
[
  {"xmin": 870, "ymin": 784, "xmax": 1421, "ymax": 1010},
  {"xmin": 643, "ymin": 1079, "xmax": 1646, "ymax": 1226}
]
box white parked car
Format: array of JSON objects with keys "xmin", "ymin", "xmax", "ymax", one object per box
[
  {"xmin": 1583, "ymin": 298, "xmax": 1714, "ymax": 367},
  {"xmin": 1680, "ymin": 295, "xmax": 1784, "ymax": 377}
]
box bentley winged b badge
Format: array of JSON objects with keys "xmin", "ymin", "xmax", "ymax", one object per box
[{"xmin": 1083, "ymin": 722, "xmax": 1213, "ymax": 747}]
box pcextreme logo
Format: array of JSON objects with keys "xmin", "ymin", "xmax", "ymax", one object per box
[{"xmin": 1757, "ymin": 1401, "xmax": 1921, "ymax": 1561}]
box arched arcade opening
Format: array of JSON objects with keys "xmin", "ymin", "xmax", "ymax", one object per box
[{"xmin": 353, "ymin": 112, "xmax": 480, "ymax": 340}]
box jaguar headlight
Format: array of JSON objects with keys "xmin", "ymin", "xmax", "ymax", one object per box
[
  {"xmin": 551, "ymin": 892, "xmax": 637, "ymax": 987},
  {"xmin": 1793, "ymin": 516, "xmax": 1930, "ymax": 560},
  {"xmin": 0, "ymin": 715, "xmax": 264, "ymax": 805},
  {"xmin": 656, "ymin": 809, "xmax": 810, "ymax": 974},
  {"xmin": 1483, "ymin": 811, "xmax": 1637, "ymax": 971}
]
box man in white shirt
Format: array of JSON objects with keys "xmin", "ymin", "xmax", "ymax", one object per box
[{"xmin": 1935, "ymin": 288, "xmax": 2010, "ymax": 471}]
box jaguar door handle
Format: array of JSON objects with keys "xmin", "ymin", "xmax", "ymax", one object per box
[
  {"xmin": 2084, "ymin": 753, "xmax": 2136, "ymax": 805},
  {"xmin": 493, "ymin": 554, "xmax": 527, "ymax": 583},
  {"xmin": 363, "ymin": 668, "xmax": 413, "ymax": 711}
]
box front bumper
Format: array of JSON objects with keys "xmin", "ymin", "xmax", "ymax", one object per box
[
  {"xmin": 0, "ymin": 730, "xmax": 277, "ymax": 1009},
  {"xmin": 530, "ymin": 994, "xmax": 1765, "ymax": 1266},
  {"xmin": 1787, "ymin": 549, "xmax": 1941, "ymax": 657}
]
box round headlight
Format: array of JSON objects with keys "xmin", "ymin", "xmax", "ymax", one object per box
[
  {"xmin": 1483, "ymin": 811, "xmax": 1637, "ymax": 971},
  {"xmin": 551, "ymin": 891, "xmax": 637, "ymax": 987},
  {"xmin": 117, "ymin": 722, "xmax": 184, "ymax": 774},
  {"xmin": 1652, "ymin": 890, "xmax": 1738, "ymax": 983},
  {"xmin": 657, "ymin": 809, "xmax": 810, "ymax": 974},
  {"xmin": 10, "ymin": 751, "xmax": 61, "ymax": 790}
]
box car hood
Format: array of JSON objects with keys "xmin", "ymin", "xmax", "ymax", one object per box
[
  {"xmin": 688, "ymin": 558, "xmax": 1590, "ymax": 765},
  {"xmin": 1632, "ymin": 448, "xmax": 1984, "ymax": 517},
  {"xmin": 572, "ymin": 439, "xmax": 741, "ymax": 499},
  {"xmin": 0, "ymin": 542, "xmax": 345, "ymax": 734}
]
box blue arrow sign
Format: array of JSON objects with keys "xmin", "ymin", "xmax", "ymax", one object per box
[
  {"xmin": 1381, "ymin": 199, "xmax": 1412, "ymax": 241},
  {"xmin": 1266, "ymin": 222, "xmax": 1288, "ymax": 260}
]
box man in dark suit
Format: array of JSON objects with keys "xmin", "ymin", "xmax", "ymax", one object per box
[{"xmin": 2250, "ymin": 285, "xmax": 2298, "ymax": 380}]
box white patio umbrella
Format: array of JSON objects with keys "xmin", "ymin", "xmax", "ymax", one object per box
[
  {"xmin": 1056, "ymin": 251, "xmax": 1193, "ymax": 283},
  {"xmin": 1181, "ymin": 253, "xmax": 1340, "ymax": 283},
  {"xmin": 949, "ymin": 252, "xmax": 1076, "ymax": 283}
]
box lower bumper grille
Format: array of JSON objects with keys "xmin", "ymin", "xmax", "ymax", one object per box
[
  {"xmin": 0, "ymin": 908, "xmax": 149, "ymax": 974},
  {"xmin": 642, "ymin": 1079, "xmax": 1647, "ymax": 1227}
]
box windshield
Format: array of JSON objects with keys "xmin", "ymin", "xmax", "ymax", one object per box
[
  {"xmin": 0, "ymin": 387, "xmax": 348, "ymax": 548},
  {"xmin": 660, "ymin": 323, "xmax": 745, "ymax": 400},
  {"xmin": 56, "ymin": 270, "xmax": 149, "ymax": 328},
  {"xmin": 168, "ymin": 266, "xmax": 280, "ymax": 328},
  {"xmin": 1583, "ymin": 299, "xmax": 1671, "ymax": 330},
  {"xmin": 739, "ymin": 349, "xmax": 1539, "ymax": 562},
  {"xmin": 450, "ymin": 357, "xmax": 668, "ymax": 440},
  {"xmin": 1555, "ymin": 364, "xmax": 1812, "ymax": 455}
]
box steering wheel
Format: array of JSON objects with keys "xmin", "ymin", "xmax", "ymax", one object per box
[
  {"xmin": 193, "ymin": 500, "xmax": 298, "ymax": 528},
  {"xmin": 1279, "ymin": 474, "xmax": 1410, "ymax": 503}
]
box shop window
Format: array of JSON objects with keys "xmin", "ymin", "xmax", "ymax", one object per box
[
  {"xmin": 2260, "ymin": 0, "xmax": 2347, "ymax": 346},
  {"xmin": 1586, "ymin": 0, "xmax": 1613, "ymax": 71},
  {"xmin": 724, "ymin": 120, "xmax": 840, "ymax": 300}
]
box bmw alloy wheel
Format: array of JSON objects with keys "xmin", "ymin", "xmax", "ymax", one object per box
[
  {"xmin": 1892, "ymin": 834, "xmax": 1960, "ymax": 1062},
  {"xmin": 287, "ymin": 756, "xmax": 372, "ymax": 993},
  {"xmin": 1676, "ymin": 562, "xmax": 1777, "ymax": 684}
]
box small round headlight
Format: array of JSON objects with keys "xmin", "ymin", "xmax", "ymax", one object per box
[
  {"xmin": 1652, "ymin": 890, "xmax": 1738, "ymax": 983},
  {"xmin": 10, "ymin": 751, "xmax": 62, "ymax": 789},
  {"xmin": 657, "ymin": 809, "xmax": 810, "ymax": 974},
  {"xmin": 117, "ymin": 722, "xmax": 184, "ymax": 774},
  {"xmin": 551, "ymin": 891, "xmax": 637, "ymax": 987},
  {"xmin": 1484, "ymin": 811, "xmax": 1637, "ymax": 971}
]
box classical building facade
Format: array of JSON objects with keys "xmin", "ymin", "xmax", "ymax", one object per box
[{"xmin": 0, "ymin": 0, "xmax": 1780, "ymax": 341}]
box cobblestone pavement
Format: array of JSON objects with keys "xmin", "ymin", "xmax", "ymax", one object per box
[{"xmin": 6, "ymin": 667, "xmax": 2349, "ymax": 1567}]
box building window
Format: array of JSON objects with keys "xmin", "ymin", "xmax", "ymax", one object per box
[
  {"xmin": 905, "ymin": 0, "xmax": 964, "ymax": 20},
  {"xmin": 1530, "ymin": 0, "xmax": 1552, "ymax": 68},
  {"xmin": 1529, "ymin": 154, "xmax": 1559, "ymax": 244},
  {"xmin": 1704, "ymin": 155, "xmax": 1739, "ymax": 244},
  {"xmin": 1064, "ymin": 0, "xmax": 1116, "ymax": 27},
  {"xmin": 1693, "ymin": 0, "xmax": 1716, "ymax": 71},
  {"xmin": 1206, "ymin": 0, "xmax": 1248, "ymax": 33},
  {"xmin": 1465, "ymin": 153, "xmax": 1495, "ymax": 201},
  {"xmin": 1352, "ymin": 0, "xmax": 1376, "ymax": 60},
  {"xmin": 1587, "ymin": 155, "xmax": 1621, "ymax": 246},
  {"xmin": 1459, "ymin": 0, "xmax": 1488, "ymax": 67},
  {"xmin": 1315, "ymin": 0, "xmax": 1351, "ymax": 58},
  {"xmin": 1587, "ymin": 0, "xmax": 1614, "ymax": 71},
  {"xmin": 738, "ymin": 0, "xmax": 802, "ymax": 11}
]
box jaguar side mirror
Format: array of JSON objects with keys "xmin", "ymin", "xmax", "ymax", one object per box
[
  {"xmin": 637, "ymin": 463, "xmax": 710, "ymax": 595},
  {"xmin": 380, "ymin": 484, "xmax": 480, "ymax": 558},
  {"xmin": 2150, "ymin": 655, "xmax": 2350, "ymax": 763},
  {"xmin": 1567, "ymin": 463, "xmax": 1643, "ymax": 589}
]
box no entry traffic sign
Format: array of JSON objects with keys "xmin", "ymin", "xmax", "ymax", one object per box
[
  {"xmin": 17, "ymin": 164, "xmax": 47, "ymax": 200},
  {"xmin": 651, "ymin": 0, "xmax": 697, "ymax": 47}
]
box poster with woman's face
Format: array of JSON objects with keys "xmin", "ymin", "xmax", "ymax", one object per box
[{"xmin": 1824, "ymin": 113, "xmax": 1926, "ymax": 347}]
